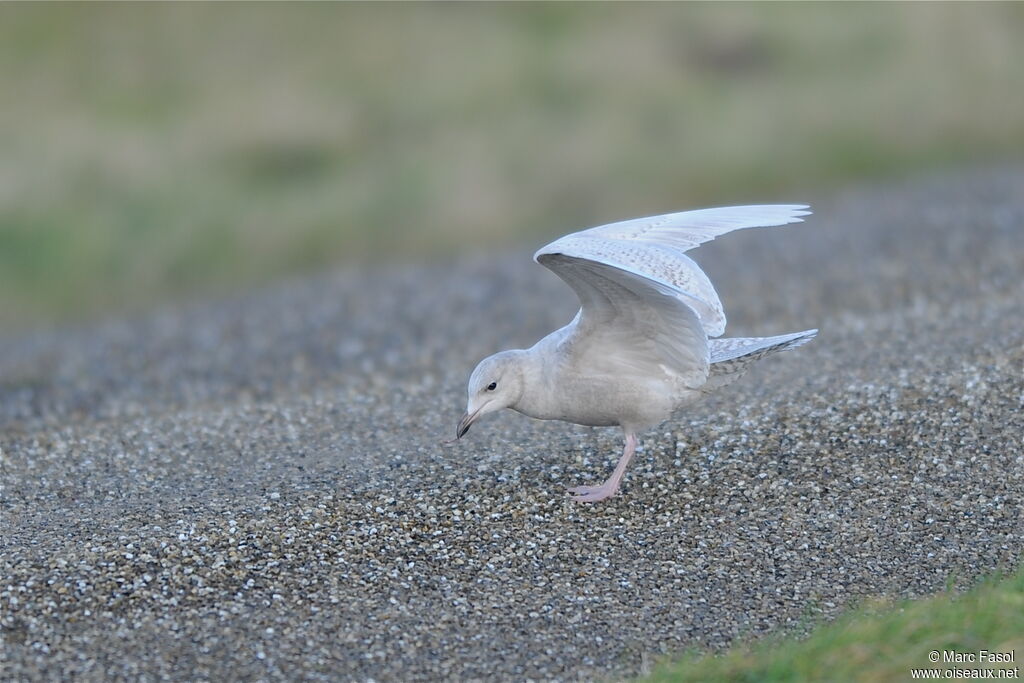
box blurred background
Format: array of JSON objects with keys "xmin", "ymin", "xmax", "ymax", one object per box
[{"xmin": 1, "ymin": 2, "xmax": 1022, "ymax": 331}]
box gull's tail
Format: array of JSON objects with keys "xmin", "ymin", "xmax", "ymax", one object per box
[{"xmin": 702, "ymin": 329, "xmax": 818, "ymax": 393}]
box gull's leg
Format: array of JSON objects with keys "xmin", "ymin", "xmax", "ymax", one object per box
[{"xmin": 568, "ymin": 432, "xmax": 638, "ymax": 503}]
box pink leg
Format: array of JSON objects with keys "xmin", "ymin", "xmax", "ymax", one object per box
[{"xmin": 568, "ymin": 432, "xmax": 638, "ymax": 503}]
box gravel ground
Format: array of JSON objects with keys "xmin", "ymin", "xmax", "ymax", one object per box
[{"xmin": 2, "ymin": 166, "xmax": 1022, "ymax": 681}]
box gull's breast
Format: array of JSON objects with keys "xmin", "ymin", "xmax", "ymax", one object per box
[{"xmin": 518, "ymin": 369, "xmax": 684, "ymax": 430}]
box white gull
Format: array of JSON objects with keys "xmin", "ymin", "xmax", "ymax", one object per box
[{"xmin": 456, "ymin": 205, "xmax": 817, "ymax": 502}]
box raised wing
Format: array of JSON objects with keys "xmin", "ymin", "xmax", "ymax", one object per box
[
  {"xmin": 535, "ymin": 252, "xmax": 710, "ymax": 389},
  {"xmin": 571, "ymin": 205, "xmax": 810, "ymax": 248},
  {"xmin": 535, "ymin": 205, "xmax": 810, "ymax": 337}
]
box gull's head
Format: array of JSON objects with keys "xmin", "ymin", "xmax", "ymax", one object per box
[{"xmin": 456, "ymin": 350, "xmax": 525, "ymax": 439}]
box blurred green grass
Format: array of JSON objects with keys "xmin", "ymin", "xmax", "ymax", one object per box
[{"xmin": 1, "ymin": 3, "xmax": 1023, "ymax": 329}]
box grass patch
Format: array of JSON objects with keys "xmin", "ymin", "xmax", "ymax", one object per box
[
  {"xmin": 1, "ymin": 3, "xmax": 1022, "ymax": 328},
  {"xmin": 645, "ymin": 568, "xmax": 1023, "ymax": 682}
]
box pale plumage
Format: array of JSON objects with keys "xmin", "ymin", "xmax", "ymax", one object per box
[
  {"xmin": 457, "ymin": 205, "xmax": 817, "ymax": 502},
  {"xmin": 537, "ymin": 205, "xmax": 811, "ymax": 337}
]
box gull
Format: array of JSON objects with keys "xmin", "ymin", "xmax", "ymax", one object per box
[{"xmin": 456, "ymin": 205, "xmax": 817, "ymax": 502}]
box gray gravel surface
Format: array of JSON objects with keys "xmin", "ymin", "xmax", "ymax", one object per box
[{"xmin": 2, "ymin": 167, "xmax": 1023, "ymax": 681}]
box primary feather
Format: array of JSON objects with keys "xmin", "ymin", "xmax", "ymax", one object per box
[{"xmin": 702, "ymin": 329, "xmax": 818, "ymax": 394}]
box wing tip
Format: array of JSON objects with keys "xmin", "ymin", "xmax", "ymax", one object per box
[
  {"xmin": 745, "ymin": 203, "xmax": 811, "ymax": 221},
  {"xmin": 787, "ymin": 328, "xmax": 819, "ymax": 348},
  {"xmin": 780, "ymin": 204, "xmax": 812, "ymax": 222},
  {"xmin": 704, "ymin": 203, "xmax": 812, "ymax": 224}
]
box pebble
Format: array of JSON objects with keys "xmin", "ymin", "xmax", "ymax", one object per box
[{"xmin": 1, "ymin": 167, "xmax": 1022, "ymax": 680}]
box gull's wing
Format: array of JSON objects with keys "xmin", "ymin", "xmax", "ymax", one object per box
[
  {"xmin": 534, "ymin": 252, "xmax": 710, "ymax": 389},
  {"xmin": 536, "ymin": 205, "xmax": 810, "ymax": 337}
]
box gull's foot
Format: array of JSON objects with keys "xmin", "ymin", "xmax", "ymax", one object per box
[{"xmin": 568, "ymin": 483, "xmax": 618, "ymax": 503}]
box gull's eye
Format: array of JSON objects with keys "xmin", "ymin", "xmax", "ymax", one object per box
[{"xmin": 487, "ymin": 382, "xmax": 497, "ymax": 391}]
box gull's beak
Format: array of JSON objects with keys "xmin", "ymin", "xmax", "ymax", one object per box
[{"xmin": 456, "ymin": 407, "xmax": 481, "ymax": 439}]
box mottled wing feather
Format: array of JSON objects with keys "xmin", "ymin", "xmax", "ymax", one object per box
[
  {"xmin": 536, "ymin": 253, "xmax": 709, "ymax": 389},
  {"xmin": 542, "ymin": 235, "xmax": 724, "ymax": 336},
  {"xmin": 536, "ymin": 205, "xmax": 810, "ymax": 337}
]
